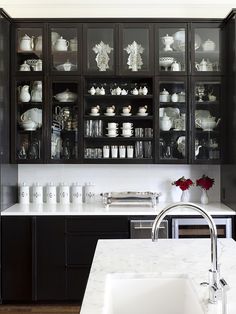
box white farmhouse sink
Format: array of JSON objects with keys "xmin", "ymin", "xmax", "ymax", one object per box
[{"xmin": 103, "ymin": 273, "xmax": 204, "ymax": 314}]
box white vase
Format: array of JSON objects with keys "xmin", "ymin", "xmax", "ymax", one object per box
[
  {"xmin": 200, "ymin": 189, "xmax": 209, "ymax": 205},
  {"xmin": 180, "ymin": 190, "xmax": 189, "ymax": 202}
]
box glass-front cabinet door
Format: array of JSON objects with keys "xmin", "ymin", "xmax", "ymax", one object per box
[
  {"xmin": 49, "ymin": 24, "xmax": 81, "ymax": 74},
  {"xmin": 192, "ymin": 78, "xmax": 221, "ymax": 163},
  {"xmin": 192, "ymin": 23, "xmax": 221, "ymax": 74},
  {"xmin": 84, "ymin": 24, "xmax": 115, "ymax": 74},
  {"xmin": 156, "ymin": 24, "xmax": 187, "ymax": 74},
  {"xmin": 49, "ymin": 79, "xmax": 81, "ymax": 162},
  {"xmin": 13, "ymin": 79, "xmax": 44, "ymax": 162},
  {"xmin": 158, "ymin": 78, "xmax": 188, "ymax": 163},
  {"xmin": 15, "ymin": 24, "xmax": 44, "ymax": 74},
  {"xmin": 119, "ymin": 24, "xmax": 153, "ymax": 75}
]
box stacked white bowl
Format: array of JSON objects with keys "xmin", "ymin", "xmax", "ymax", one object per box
[
  {"xmin": 121, "ymin": 122, "xmax": 133, "ymax": 137},
  {"xmin": 107, "ymin": 122, "xmax": 119, "ymax": 137}
]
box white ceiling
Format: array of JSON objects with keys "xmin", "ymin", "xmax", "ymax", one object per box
[{"xmin": 0, "ymin": 0, "xmax": 235, "ymax": 18}]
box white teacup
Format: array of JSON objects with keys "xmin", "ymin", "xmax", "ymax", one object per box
[
  {"xmin": 122, "ymin": 107, "xmax": 131, "ymax": 114},
  {"xmin": 108, "ymin": 122, "xmax": 118, "ymax": 129},
  {"xmin": 139, "ymin": 107, "xmax": 147, "ymax": 114},
  {"xmin": 91, "ymin": 107, "xmax": 99, "ymax": 114},
  {"xmin": 106, "ymin": 107, "xmax": 115, "ymax": 113},
  {"xmin": 108, "ymin": 129, "xmax": 117, "ymax": 136},
  {"xmin": 122, "ymin": 129, "xmax": 133, "ymax": 136},
  {"xmin": 122, "ymin": 122, "xmax": 133, "ymax": 129}
]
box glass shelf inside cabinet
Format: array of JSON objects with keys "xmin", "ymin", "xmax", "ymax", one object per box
[
  {"xmin": 122, "ymin": 27, "xmax": 150, "ymax": 73},
  {"xmin": 16, "ymin": 80, "xmax": 43, "ymax": 161},
  {"xmin": 158, "ymin": 28, "xmax": 186, "ymax": 72},
  {"xmin": 159, "ymin": 81, "xmax": 187, "ymax": 161},
  {"xmin": 51, "ymin": 28, "xmax": 78, "ymax": 72},
  {"xmin": 51, "ymin": 82, "xmax": 79, "ymax": 161},
  {"xmin": 194, "ymin": 28, "xmax": 220, "ymax": 72},
  {"xmin": 87, "ymin": 28, "xmax": 114, "ymax": 73},
  {"xmin": 194, "ymin": 82, "xmax": 221, "ymax": 161},
  {"xmin": 17, "ymin": 28, "xmax": 43, "ymax": 72}
]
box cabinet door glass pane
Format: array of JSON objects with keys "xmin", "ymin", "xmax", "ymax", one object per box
[
  {"xmin": 51, "ymin": 28, "xmax": 78, "ymax": 72},
  {"xmin": 159, "ymin": 28, "xmax": 186, "ymax": 72},
  {"xmin": 51, "ymin": 82, "xmax": 79, "ymax": 160},
  {"xmin": 17, "ymin": 28, "xmax": 43, "ymax": 72},
  {"xmin": 122, "ymin": 28, "xmax": 149, "ymax": 72},
  {"xmin": 194, "ymin": 28, "xmax": 220, "ymax": 72},
  {"xmin": 16, "ymin": 80, "xmax": 43, "ymax": 160},
  {"xmin": 194, "ymin": 82, "xmax": 221, "ymax": 161},
  {"xmin": 87, "ymin": 28, "xmax": 114, "ymax": 72},
  {"xmin": 159, "ymin": 81, "xmax": 187, "ymax": 161}
]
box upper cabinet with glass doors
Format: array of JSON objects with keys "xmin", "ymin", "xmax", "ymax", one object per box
[
  {"xmin": 84, "ymin": 24, "xmax": 115, "ymax": 75},
  {"xmin": 119, "ymin": 24, "xmax": 153, "ymax": 75},
  {"xmin": 49, "ymin": 24, "xmax": 81, "ymax": 75},
  {"xmin": 192, "ymin": 23, "xmax": 221, "ymax": 75},
  {"xmin": 15, "ymin": 24, "xmax": 44, "ymax": 74},
  {"xmin": 156, "ymin": 24, "xmax": 188, "ymax": 75}
]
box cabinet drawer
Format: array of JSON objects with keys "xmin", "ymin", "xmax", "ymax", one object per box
[
  {"xmin": 66, "ymin": 216, "xmax": 128, "ymax": 234},
  {"xmin": 67, "ymin": 233, "xmax": 128, "ymax": 265}
]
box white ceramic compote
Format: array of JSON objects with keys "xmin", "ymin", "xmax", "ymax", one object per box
[{"xmin": 161, "ymin": 34, "xmax": 174, "ymax": 51}]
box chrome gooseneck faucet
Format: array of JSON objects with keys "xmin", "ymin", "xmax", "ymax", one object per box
[{"xmin": 152, "ymin": 202, "xmax": 229, "ymax": 310}]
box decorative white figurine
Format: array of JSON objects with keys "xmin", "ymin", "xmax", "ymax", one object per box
[
  {"xmin": 124, "ymin": 41, "xmax": 144, "ymax": 72},
  {"xmin": 92, "ymin": 41, "xmax": 113, "ymax": 72}
]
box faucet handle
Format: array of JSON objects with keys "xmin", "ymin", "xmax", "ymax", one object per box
[
  {"xmin": 219, "ymin": 278, "xmax": 229, "ymax": 291},
  {"xmin": 219, "ymin": 278, "xmax": 229, "ymax": 314}
]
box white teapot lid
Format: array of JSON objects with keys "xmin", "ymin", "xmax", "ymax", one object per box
[{"xmin": 160, "ymin": 88, "xmax": 169, "ymax": 95}]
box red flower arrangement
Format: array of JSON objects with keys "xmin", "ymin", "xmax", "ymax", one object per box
[
  {"xmin": 196, "ymin": 175, "xmax": 214, "ymax": 190},
  {"xmin": 172, "ymin": 176, "xmax": 194, "ymax": 191}
]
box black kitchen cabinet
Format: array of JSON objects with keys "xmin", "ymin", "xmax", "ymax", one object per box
[
  {"xmin": 1, "ymin": 217, "xmax": 32, "ymax": 302},
  {"xmin": 35, "ymin": 217, "xmax": 66, "ymax": 301}
]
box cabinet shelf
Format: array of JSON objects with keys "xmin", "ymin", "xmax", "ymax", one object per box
[
  {"xmin": 84, "ymin": 94, "xmax": 153, "ymax": 99},
  {"xmin": 159, "ymin": 102, "xmax": 185, "ymax": 106},
  {"xmin": 84, "ymin": 158, "xmax": 153, "ymax": 164},
  {"xmin": 195, "ymin": 101, "xmax": 219, "ymax": 106},
  {"xmin": 84, "ymin": 136, "xmax": 153, "ymax": 141},
  {"xmin": 18, "ymin": 102, "xmax": 43, "ymax": 106},
  {"xmin": 84, "ymin": 115, "xmax": 153, "ymax": 120}
]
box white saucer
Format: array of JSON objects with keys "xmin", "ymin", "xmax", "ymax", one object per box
[
  {"xmin": 23, "ymin": 128, "xmax": 37, "ymax": 131},
  {"xmin": 90, "ymin": 113, "xmax": 100, "ymax": 116},
  {"xmin": 121, "ymin": 113, "xmax": 132, "ymax": 116},
  {"xmin": 106, "ymin": 134, "xmax": 119, "ymax": 137},
  {"xmin": 121, "ymin": 134, "xmax": 133, "ymax": 137},
  {"xmin": 106, "ymin": 127, "xmax": 119, "ymax": 130},
  {"xmin": 137, "ymin": 112, "xmax": 148, "ymax": 116},
  {"xmin": 104, "ymin": 112, "xmax": 115, "ymax": 116}
]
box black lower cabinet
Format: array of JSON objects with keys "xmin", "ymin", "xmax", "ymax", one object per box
[
  {"xmin": 2, "ymin": 217, "xmax": 32, "ymax": 302},
  {"xmin": 1, "ymin": 215, "xmax": 129, "ymax": 303},
  {"xmin": 35, "ymin": 217, "xmax": 66, "ymax": 301}
]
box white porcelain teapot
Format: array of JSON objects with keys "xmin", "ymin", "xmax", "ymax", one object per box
[
  {"xmin": 54, "ymin": 36, "xmax": 69, "ymax": 51},
  {"xmin": 195, "ymin": 116, "xmax": 221, "ymax": 131},
  {"xmin": 54, "ymin": 89, "xmax": 77, "ymax": 102},
  {"xmin": 19, "ymin": 34, "xmax": 34, "ymax": 51},
  {"xmin": 160, "ymin": 113, "xmax": 172, "ymax": 131},
  {"xmin": 19, "ymin": 61, "xmax": 31, "ymax": 71},
  {"xmin": 195, "ymin": 59, "xmax": 208, "ymax": 71}
]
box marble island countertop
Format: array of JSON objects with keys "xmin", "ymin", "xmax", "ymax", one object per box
[
  {"xmin": 80, "ymin": 238, "xmax": 236, "ymax": 314},
  {"xmin": 1, "ymin": 202, "xmax": 235, "ymax": 216}
]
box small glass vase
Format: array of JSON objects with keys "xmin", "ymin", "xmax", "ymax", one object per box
[
  {"xmin": 180, "ymin": 190, "xmax": 190, "ymax": 202},
  {"xmin": 200, "ymin": 189, "xmax": 209, "ymax": 205}
]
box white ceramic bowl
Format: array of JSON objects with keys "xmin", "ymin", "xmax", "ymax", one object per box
[{"xmin": 159, "ymin": 57, "xmax": 175, "ymax": 70}]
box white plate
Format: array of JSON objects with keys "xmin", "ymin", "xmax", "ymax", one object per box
[
  {"xmin": 89, "ymin": 113, "xmax": 100, "ymax": 116},
  {"xmin": 121, "ymin": 134, "xmax": 133, "ymax": 137},
  {"xmin": 137, "ymin": 112, "xmax": 148, "ymax": 116},
  {"xmin": 21, "ymin": 108, "xmax": 42, "ymax": 126},
  {"xmin": 172, "ymin": 30, "xmax": 201, "ymax": 51},
  {"xmin": 104, "ymin": 112, "xmax": 115, "ymax": 116},
  {"xmin": 106, "ymin": 134, "xmax": 118, "ymax": 137},
  {"xmin": 121, "ymin": 113, "xmax": 132, "ymax": 116}
]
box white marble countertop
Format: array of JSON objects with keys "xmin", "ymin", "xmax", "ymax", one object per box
[
  {"xmin": 81, "ymin": 238, "xmax": 236, "ymax": 314},
  {"xmin": 1, "ymin": 202, "xmax": 235, "ymax": 216}
]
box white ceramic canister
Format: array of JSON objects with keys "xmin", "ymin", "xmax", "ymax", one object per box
[
  {"xmin": 19, "ymin": 182, "xmax": 30, "ymax": 204},
  {"xmin": 46, "ymin": 182, "xmax": 57, "ymax": 204},
  {"xmin": 59, "ymin": 183, "xmax": 70, "ymax": 204},
  {"xmin": 32, "ymin": 182, "xmax": 43, "ymax": 204},
  {"xmin": 84, "ymin": 182, "xmax": 96, "ymax": 203},
  {"xmin": 71, "ymin": 183, "xmax": 83, "ymax": 204}
]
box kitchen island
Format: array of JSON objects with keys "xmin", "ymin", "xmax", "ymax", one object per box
[{"xmin": 80, "ymin": 238, "xmax": 236, "ymax": 314}]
